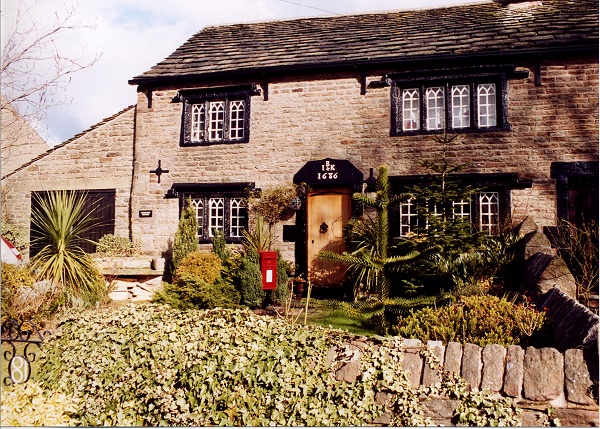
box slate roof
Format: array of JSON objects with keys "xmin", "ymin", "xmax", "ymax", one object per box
[{"xmin": 130, "ymin": 0, "xmax": 598, "ymax": 85}]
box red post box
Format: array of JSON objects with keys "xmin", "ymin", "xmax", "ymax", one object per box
[{"xmin": 259, "ymin": 251, "xmax": 278, "ymax": 290}]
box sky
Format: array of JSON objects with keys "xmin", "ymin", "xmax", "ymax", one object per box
[{"xmin": 1, "ymin": 0, "xmax": 489, "ymax": 146}]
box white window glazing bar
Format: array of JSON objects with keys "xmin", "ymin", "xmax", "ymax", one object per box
[
  {"xmin": 451, "ymin": 85, "xmax": 470, "ymax": 129},
  {"xmin": 452, "ymin": 199, "xmax": 471, "ymax": 222},
  {"xmin": 426, "ymin": 87, "xmax": 445, "ymax": 130},
  {"xmin": 402, "ymin": 89, "xmax": 420, "ymax": 131},
  {"xmin": 208, "ymin": 198, "xmax": 224, "ymax": 237},
  {"xmin": 228, "ymin": 100, "xmax": 245, "ymax": 140},
  {"xmin": 191, "ymin": 198, "xmax": 204, "ymax": 238},
  {"xmin": 477, "ymin": 83, "xmax": 497, "ymax": 128},
  {"xmin": 229, "ymin": 198, "xmax": 246, "ymax": 237},
  {"xmin": 191, "ymin": 104, "xmax": 205, "ymax": 142},
  {"xmin": 479, "ymin": 192, "xmax": 499, "ymax": 235},
  {"xmin": 400, "ymin": 199, "xmax": 418, "ymax": 236},
  {"xmin": 209, "ymin": 101, "xmax": 225, "ymax": 140}
]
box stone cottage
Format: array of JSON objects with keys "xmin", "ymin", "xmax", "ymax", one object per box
[{"xmin": 1, "ymin": 0, "xmax": 598, "ymax": 289}]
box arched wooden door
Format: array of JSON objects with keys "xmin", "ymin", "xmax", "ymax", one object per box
[{"xmin": 306, "ymin": 188, "xmax": 352, "ymax": 286}]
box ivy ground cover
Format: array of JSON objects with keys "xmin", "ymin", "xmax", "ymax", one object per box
[{"xmin": 33, "ymin": 303, "xmax": 427, "ymax": 426}]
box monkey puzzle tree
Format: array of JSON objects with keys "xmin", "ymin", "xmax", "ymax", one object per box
[{"xmin": 319, "ymin": 166, "xmax": 427, "ymax": 300}]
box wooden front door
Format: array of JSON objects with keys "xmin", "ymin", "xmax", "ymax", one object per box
[{"xmin": 306, "ymin": 188, "xmax": 352, "ymax": 286}]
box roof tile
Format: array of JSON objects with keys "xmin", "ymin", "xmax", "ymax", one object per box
[{"xmin": 130, "ymin": 0, "xmax": 598, "ymax": 84}]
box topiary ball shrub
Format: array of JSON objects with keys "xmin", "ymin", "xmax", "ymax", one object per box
[
  {"xmin": 393, "ymin": 295, "xmax": 551, "ymax": 347},
  {"xmin": 174, "ymin": 251, "xmax": 222, "ymax": 284}
]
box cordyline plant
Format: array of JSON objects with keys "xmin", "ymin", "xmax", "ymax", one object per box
[
  {"xmin": 30, "ymin": 190, "xmax": 106, "ymax": 305},
  {"xmin": 319, "ymin": 166, "xmax": 435, "ymax": 300}
]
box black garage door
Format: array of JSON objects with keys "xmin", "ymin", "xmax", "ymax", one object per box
[{"xmin": 30, "ymin": 189, "xmax": 116, "ymax": 255}]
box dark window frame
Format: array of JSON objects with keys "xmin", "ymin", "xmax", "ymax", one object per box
[
  {"xmin": 172, "ymin": 182, "xmax": 254, "ymax": 244},
  {"xmin": 389, "ymin": 67, "xmax": 520, "ymax": 136},
  {"xmin": 177, "ymin": 85, "xmax": 260, "ymax": 146},
  {"xmin": 550, "ymin": 161, "xmax": 599, "ymax": 227}
]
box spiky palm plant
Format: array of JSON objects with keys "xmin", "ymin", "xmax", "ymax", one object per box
[
  {"xmin": 319, "ymin": 166, "xmax": 429, "ymax": 300},
  {"xmin": 242, "ymin": 216, "xmax": 274, "ymax": 253},
  {"xmin": 30, "ymin": 190, "xmax": 106, "ymax": 305}
]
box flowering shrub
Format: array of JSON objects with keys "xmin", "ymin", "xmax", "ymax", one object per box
[{"xmin": 393, "ymin": 295, "xmax": 550, "ymax": 347}]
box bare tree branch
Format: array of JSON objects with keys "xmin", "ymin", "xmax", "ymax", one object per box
[{"xmin": 1, "ymin": 0, "xmax": 102, "ymax": 133}]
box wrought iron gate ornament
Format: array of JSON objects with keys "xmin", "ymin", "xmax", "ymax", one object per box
[{"xmin": 1, "ymin": 318, "xmax": 51, "ymax": 385}]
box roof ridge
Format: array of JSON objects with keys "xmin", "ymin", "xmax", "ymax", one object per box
[
  {"xmin": 1, "ymin": 105, "xmax": 135, "ymax": 181},
  {"xmin": 201, "ymin": 0, "xmax": 494, "ymax": 30}
]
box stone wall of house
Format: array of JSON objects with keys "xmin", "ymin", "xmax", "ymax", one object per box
[
  {"xmin": 1, "ymin": 106, "xmax": 135, "ymax": 257},
  {"xmin": 131, "ymin": 57, "xmax": 598, "ymax": 259},
  {"xmin": 1, "ymin": 97, "xmax": 51, "ymax": 177},
  {"xmin": 1, "ymin": 57, "xmax": 597, "ymax": 263}
]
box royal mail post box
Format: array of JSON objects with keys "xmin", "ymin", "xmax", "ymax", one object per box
[{"xmin": 260, "ymin": 251, "xmax": 278, "ymax": 290}]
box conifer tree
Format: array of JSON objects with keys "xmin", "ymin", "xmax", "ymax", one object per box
[
  {"xmin": 395, "ymin": 133, "xmax": 486, "ymax": 293},
  {"xmin": 319, "ymin": 166, "xmax": 423, "ymax": 300},
  {"xmin": 172, "ymin": 197, "xmax": 199, "ymax": 270},
  {"xmin": 408, "ymin": 133, "xmax": 484, "ymax": 257}
]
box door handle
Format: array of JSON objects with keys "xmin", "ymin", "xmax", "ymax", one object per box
[{"xmin": 319, "ymin": 222, "xmax": 329, "ymax": 234}]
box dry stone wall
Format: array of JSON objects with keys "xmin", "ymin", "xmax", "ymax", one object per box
[{"xmin": 327, "ymin": 338, "xmax": 598, "ymax": 426}]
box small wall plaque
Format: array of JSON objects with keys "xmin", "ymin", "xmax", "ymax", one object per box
[{"xmin": 139, "ymin": 210, "xmax": 153, "ymax": 218}]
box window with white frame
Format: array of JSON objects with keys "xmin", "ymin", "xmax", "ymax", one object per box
[
  {"xmin": 397, "ymin": 193, "xmax": 500, "ymax": 237},
  {"xmin": 452, "ymin": 199, "xmax": 471, "ymax": 221},
  {"xmin": 479, "ymin": 192, "xmax": 499, "ymax": 235},
  {"xmin": 426, "ymin": 87, "xmax": 445, "ymax": 130},
  {"xmin": 477, "ymin": 84, "xmax": 497, "ymax": 128},
  {"xmin": 400, "ymin": 199, "xmax": 419, "ymax": 236},
  {"xmin": 179, "ymin": 85, "xmax": 256, "ymax": 146},
  {"xmin": 229, "ymin": 198, "xmax": 247, "ymax": 238},
  {"xmin": 390, "ymin": 173, "xmax": 530, "ymax": 238},
  {"xmin": 402, "ymin": 89, "xmax": 420, "ymax": 131},
  {"xmin": 208, "ymin": 198, "xmax": 225, "ymax": 237},
  {"xmin": 229, "ymin": 101, "xmax": 245, "ymax": 140},
  {"xmin": 208, "ymin": 102, "xmax": 225, "ymax": 141},
  {"xmin": 190, "ymin": 198, "xmax": 204, "ymax": 238},
  {"xmin": 452, "ymin": 85, "xmax": 470, "ymax": 129},
  {"xmin": 179, "ymin": 184, "xmax": 251, "ymax": 243},
  {"xmin": 391, "ymin": 73, "xmax": 510, "ymax": 135}
]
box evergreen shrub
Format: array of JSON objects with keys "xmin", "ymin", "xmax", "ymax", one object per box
[
  {"xmin": 274, "ymin": 251, "xmax": 289, "ymax": 305},
  {"xmin": 153, "ymin": 274, "xmax": 239, "ymax": 310},
  {"xmin": 172, "ymin": 198, "xmax": 198, "ymax": 270},
  {"xmin": 237, "ymin": 248, "xmax": 265, "ymax": 308},
  {"xmin": 393, "ymin": 295, "xmax": 551, "ymax": 347},
  {"xmin": 174, "ymin": 251, "xmax": 222, "ymax": 284}
]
